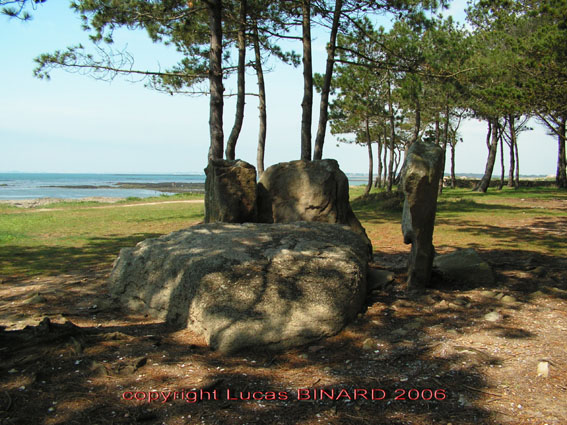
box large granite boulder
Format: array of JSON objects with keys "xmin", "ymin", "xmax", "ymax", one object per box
[
  {"xmin": 204, "ymin": 159, "xmax": 257, "ymax": 223},
  {"xmin": 257, "ymin": 159, "xmax": 372, "ymax": 255},
  {"xmin": 401, "ymin": 142, "xmax": 444, "ymax": 291},
  {"xmin": 108, "ymin": 222, "xmax": 370, "ymax": 354}
]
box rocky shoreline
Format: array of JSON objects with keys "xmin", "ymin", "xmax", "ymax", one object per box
[
  {"xmin": 0, "ymin": 197, "xmax": 123, "ymax": 208},
  {"xmin": 0, "ymin": 182, "xmax": 205, "ymax": 208},
  {"xmin": 44, "ymin": 182, "xmax": 205, "ymax": 193}
]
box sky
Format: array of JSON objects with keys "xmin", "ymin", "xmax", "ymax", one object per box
[{"xmin": 0, "ymin": 1, "xmax": 558, "ymax": 176}]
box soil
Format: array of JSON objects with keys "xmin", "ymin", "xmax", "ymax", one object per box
[{"xmin": 1, "ymin": 200, "xmax": 566, "ymax": 424}]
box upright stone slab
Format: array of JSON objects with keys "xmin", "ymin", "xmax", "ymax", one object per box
[
  {"xmin": 108, "ymin": 222, "xmax": 370, "ymax": 354},
  {"xmin": 257, "ymin": 159, "xmax": 372, "ymax": 255},
  {"xmin": 204, "ymin": 159, "xmax": 257, "ymax": 223},
  {"xmin": 401, "ymin": 142, "xmax": 444, "ymax": 291}
]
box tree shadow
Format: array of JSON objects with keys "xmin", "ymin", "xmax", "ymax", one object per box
[
  {"xmin": 0, "ymin": 233, "xmax": 162, "ymax": 278},
  {"xmin": 1, "ymin": 227, "xmax": 566, "ymax": 424},
  {"xmin": 445, "ymin": 218, "xmax": 567, "ymax": 254},
  {"xmin": 436, "ymin": 198, "xmax": 526, "ymax": 216}
]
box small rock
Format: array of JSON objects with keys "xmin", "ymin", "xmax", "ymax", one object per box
[
  {"xmin": 134, "ymin": 357, "xmax": 148, "ymax": 370},
  {"xmin": 308, "ymin": 345, "xmax": 325, "ymax": 353},
  {"xmin": 484, "ymin": 311, "xmax": 502, "ymax": 322},
  {"xmin": 537, "ymin": 361, "xmax": 549, "ymax": 378},
  {"xmin": 392, "ymin": 328, "xmax": 409, "ymax": 337},
  {"xmin": 543, "ymin": 286, "xmax": 567, "ymax": 296},
  {"xmin": 403, "ymin": 320, "xmax": 423, "ymax": 331},
  {"xmin": 24, "ymin": 293, "xmax": 47, "ymax": 304},
  {"xmin": 531, "ymin": 266, "xmax": 546, "ymax": 277},
  {"xmin": 69, "ymin": 337, "xmax": 83, "ymax": 355},
  {"xmin": 480, "ymin": 290, "xmax": 497, "ymax": 298},
  {"xmin": 102, "ymin": 332, "xmax": 130, "ymax": 341},
  {"xmin": 433, "ymin": 248, "xmax": 495, "ymax": 287},
  {"xmin": 367, "ymin": 269, "xmax": 395, "ymax": 291},
  {"xmin": 458, "ymin": 393, "xmax": 472, "ymax": 407},
  {"xmin": 90, "ymin": 361, "xmax": 109, "ymax": 377},
  {"xmin": 362, "ymin": 338, "xmax": 375, "ymax": 350},
  {"xmin": 421, "ymin": 295, "xmax": 437, "ymax": 304},
  {"xmin": 8, "ymin": 368, "xmax": 18, "ymax": 374},
  {"xmin": 501, "ymin": 295, "xmax": 517, "ymax": 305}
]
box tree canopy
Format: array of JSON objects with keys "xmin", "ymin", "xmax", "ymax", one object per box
[{"xmin": 30, "ymin": 0, "xmax": 567, "ymax": 188}]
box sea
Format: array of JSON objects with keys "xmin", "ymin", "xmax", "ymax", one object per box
[
  {"xmin": 0, "ymin": 172, "xmax": 374, "ymax": 201},
  {"xmin": 0, "ymin": 173, "xmax": 206, "ymax": 200}
]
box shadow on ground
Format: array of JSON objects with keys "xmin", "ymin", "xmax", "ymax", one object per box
[
  {"xmin": 0, "ymin": 233, "xmax": 162, "ymax": 278},
  {"xmin": 1, "ymin": 237, "xmax": 566, "ymax": 424},
  {"xmin": 442, "ymin": 217, "xmax": 567, "ymax": 254}
]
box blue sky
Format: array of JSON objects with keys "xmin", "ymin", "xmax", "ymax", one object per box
[{"xmin": 0, "ymin": 1, "xmax": 558, "ymax": 175}]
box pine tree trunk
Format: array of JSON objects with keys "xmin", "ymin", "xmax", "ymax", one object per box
[
  {"xmin": 387, "ymin": 79, "xmax": 395, "ymax": 192},
  {"xmin": 507, "ymin": 115, "xmax": 516, "ymax": 187},
  {"xmin": 207, "ymin": 0, "xmax": 224, "ymax": 160},
  {"xmin": 475, "ymin": 118, "xmax": 499, "ymax": 193},
  {"xmin": 300, "ymin": 0, "xmax": 313, "ymax": 161},
  {"xmin": 313, "ymin": 0, "xmax": 342, "ymax": 161},
  {"xmin": 450, "ymin": 141, "xmax": 456, "ymax": 189},
  {"xmin": 435, "ymin": 113, "xmax": 440, "ymax": 145},
  {"xmin": 557, "ymin": 116, "xmax": 566, "ymax": 188},
  {"xmin": 514, "ymin": 136, "xmax": 520, "ymax": 188},
  {"xmin": 252, "ymin": 20, "xmax": 267, "ymax": 178},
  {"xmin": 375, "ymin": 137, "xmax": 382, "ymax": 188},
  {"xmin": 382, "ymin": 127, "xmax": 388, "ymax": 186},
  {"xmin": 394, "ymin": 150, "xmax": 405, "ymax": 185},
  {"xmin": 225, "ymin": 0, "xmax": 247, "ymax": 160},
  {"xmin": 499, "ymin": 133, "xmax": 505, "ymax": 190},
  {"xmin": 411, "ymin": 97, "xmax": 421, "ymax": 146},
  {"xmin": 485, "ymin": 120, "xmax": 492, "ymax": 150},
  {"xmin": 364, "ymin": 118, "xmax": 373, "ymax": 197},
  {"xmin": 439, "ymin": 105, "xmax": 449, "ymax": 195}
]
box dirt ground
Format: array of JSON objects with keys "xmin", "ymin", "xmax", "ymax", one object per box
[{"xmin": 1, "ymin": 201, "xmax": 566, "ymax": 424}]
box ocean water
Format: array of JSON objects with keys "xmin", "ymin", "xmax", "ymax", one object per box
[
  {"xmin": 0, "ymin": 172, "xmax": 372, "ymax": 200},
  {"xmin": 0, "ymin": 173, "xmax": 206, "ymax": 200}
]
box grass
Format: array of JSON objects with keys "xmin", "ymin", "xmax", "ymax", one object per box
[
  {"xmin": 349, "ymin": 185, "xmax": 566, "ymax": 256},
  {"xmin": 0, "ymin": 185, "xmax": 565, "ymax": 277},
  {"xmin": 0, "ymin": 197, "xmax": 204, "ymax": 277}
]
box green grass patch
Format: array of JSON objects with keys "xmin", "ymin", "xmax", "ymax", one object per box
[
  {"xmin": 351, "ymin": 186, "xmax": 567, "ymax": 256},
  {"xmin": 439, "ymin": 186, "xmax": 567, "ymax": 201},
  {"xmin": 0, "ymin": 200, "xmax": 204, "ymax": 277},
  {"xmin": 1, "ymin": 186, "xmax": 565, "ymax": 278},
  {"xmin": 38, "ymin": 191, "xmax": 205, "ymax": 209}
]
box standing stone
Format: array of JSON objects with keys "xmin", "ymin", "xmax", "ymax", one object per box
[
  {"xmin": 401, "ymin": 142, "xmax": 444, "ymax": 291},
  {"xmin": 257, "ymin": 159, "xmax": 372, "ymax": 255},
  {"xmin": 204, "ymin": 159, "xmax": 257, "ymax": 223}
]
